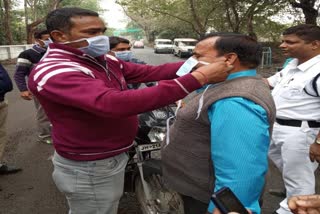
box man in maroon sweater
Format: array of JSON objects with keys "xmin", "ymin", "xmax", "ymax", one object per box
[{"xmin": 28, "ymin": 7, "xmax": 232, "ymax": 214}]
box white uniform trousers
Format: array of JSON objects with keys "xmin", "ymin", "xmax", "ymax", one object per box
[{"xmin": 269, "ymin": 122, "xmax": 319, "ymax": 214}]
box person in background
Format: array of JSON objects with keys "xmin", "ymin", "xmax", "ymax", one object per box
[
  {"xmin": 266, "ymin": 24, "xmax": 320, "ymax": 214},
  {"xmin": 108, "ymin": 36, "xmax": 153, "ymax": 89},
  {"xmin": 288, "ymin": 194, "xmax": 320, "ymax": 214},
  {"xmin": 14, "ymin": 29, "xmax": 52, "ymax": 145},
  {"xmin": 161, "ymin": 33, "xmax": 276, "ymax": 214},
  {"xmin": 28, "ymin": 7, "xmax": 232, "ymax": 214},
  {"xmin": 108, "ymin": 36, "xmax": 145, "ymax": 64},
  {"xmin": 0, "ymin": 63, "xmax": 22, "ymax": 174}
]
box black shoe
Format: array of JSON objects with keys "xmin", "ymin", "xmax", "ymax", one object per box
[
  {"xmin": 0, "ymin": 164, "xmax": 22, "ymax": 175},
  {"xmin": 269, "ymin": 188, "xmax": 286, "ymax": 198}
]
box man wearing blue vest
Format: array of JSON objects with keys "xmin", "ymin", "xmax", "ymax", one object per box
[{"xmin": 162, "ymin": 33, "xmax": 276, "ymax": 214}]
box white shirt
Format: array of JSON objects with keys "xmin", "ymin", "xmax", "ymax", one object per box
[{"xmin": 268, "ymin": 55, "xmax": 320, "ymax": 121}]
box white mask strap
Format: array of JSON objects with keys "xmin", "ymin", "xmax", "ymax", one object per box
[
  {"xmin": 165, "ymin": 100, "xmax": 183, "ymax": 147},
  {"xmin": 195, "ymin": 85, "xmax": 211, "ymax": 120}
]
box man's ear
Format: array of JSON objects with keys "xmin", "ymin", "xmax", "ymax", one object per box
[
  {"xmin": 50, "ymin": 30, "xmax": 68, "ymax": 43},
  {"xmin": 225, "ymin": 53, "xmax": 238, "ymax": 65},
  {"xmin": 311, "ymin": 40, "xmax": 320, "ymax": 50}
]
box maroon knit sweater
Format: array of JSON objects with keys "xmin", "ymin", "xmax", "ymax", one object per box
[{"xmin": 28, "ymin": 43, "xmax": 201, "ymax": 161}]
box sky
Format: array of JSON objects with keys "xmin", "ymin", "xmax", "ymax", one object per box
[{"xmin": 100, "ymin": 0, "xmax": 129, "ymax": 29}]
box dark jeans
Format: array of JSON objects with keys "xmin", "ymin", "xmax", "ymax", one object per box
[{"xmin": 181, "ymin": 194, "xmax": 209, "ymax": 214}]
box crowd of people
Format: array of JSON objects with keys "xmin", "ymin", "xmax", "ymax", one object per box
[{"xmin": 0, "ymin": 6, "xmax": 320, "ymax": 214}]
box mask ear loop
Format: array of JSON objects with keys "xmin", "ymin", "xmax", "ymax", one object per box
[
  {"xmin": 165, "ymin": 100, "xmax": 183, "ymax": 146},
  {"xmin": 195, "ymin": 84, "xmax": 211, "ymax": 120}
]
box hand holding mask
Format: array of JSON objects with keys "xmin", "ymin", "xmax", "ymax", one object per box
[{"xmin": 192, "ymin": 57, "xmax": 234, "ymax": 85}]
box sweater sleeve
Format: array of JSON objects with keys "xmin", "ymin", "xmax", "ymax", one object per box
[
  {"xmin": 14, "ymin": 51, "xmax": 33, "ymax": 91},
  {"xmin": 0, "ymin": 64, "xmax": 13, "ymax": 94},
  {"xmin": 29, "ymin": 67, "xmax": 201, "ymax": 118},
  {"xmin": 120, "ymin": 60, "xmax": 183, "ymax": 84}
]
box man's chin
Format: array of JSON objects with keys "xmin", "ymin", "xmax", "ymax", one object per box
[{"xmin": 282, "ymin": 52, "xmax": 291, "ymax": 57}]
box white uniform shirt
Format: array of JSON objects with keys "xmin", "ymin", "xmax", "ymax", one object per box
[{"xmin": 268, "ymin": 55, "xmax": 320, "ymax": 121}]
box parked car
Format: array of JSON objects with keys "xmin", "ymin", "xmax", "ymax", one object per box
[
  {"xmin": 133, "ymin": 40, "xmax": 144, "ymax": 48},
  {"xmin": 154, "ymin": 39, "xmax": 173, "ymax": 54},
  {"xmin": 173, "ymin": 38, "xmax": 198, "ymax": 58}
]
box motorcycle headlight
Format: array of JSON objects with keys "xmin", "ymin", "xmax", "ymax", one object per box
[{"xmin": 148, "ymin": 127, "xmax": 166, "ymax": 143}]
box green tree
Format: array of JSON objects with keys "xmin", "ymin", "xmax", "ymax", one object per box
[
  {"xmin": 117, "ymin": 0, "xmax": 291, "ymax": 42},
  {"xmin": 117, "ymin": 0, "xmax": 220, "ymax": 41},
  {"xmin": 289, "ymin": 0, "xmax": 320, "ymax": 24},
  {"xmin": 1, "ymin": 0, "xmax": 13, "ymax": 45},
  {"xmin": 22, "ymin": 0, "xmax": 104, "ymax": 44}
]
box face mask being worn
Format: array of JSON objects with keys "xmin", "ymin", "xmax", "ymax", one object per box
[
  {"xmin": 79, "ymin": 35, "xmax": 110, "ymax": 57},
  {"xmin": 114, "ymin": 51, "xmax": 133, "ymax": 62},
  {"xmin": 176, "ymin": 57, "xmax": 199, "ymax": 76},
  {"xmin": 41, "ymin": 39, "xmax": 51, "ymax": 48},
  {"xmin": 63, "ymin": 35, "xmax": 110, "ymax": 58}
]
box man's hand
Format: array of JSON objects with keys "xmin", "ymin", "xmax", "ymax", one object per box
[
  {"xmin": 310, "ymin": 136, "xmax": 320, "ymax": 163},
  {"xmin": 192, "ymin": 59, "xmax": 233, "ymax": 85},
  {"xmin": 288, "ymin": 195, "xmax": 320, "ymax": 214},
  {"xmin": 20, "ymin": 90, "xmax": 33, "ymax": 100}
]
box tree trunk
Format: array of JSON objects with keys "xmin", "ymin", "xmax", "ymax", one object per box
[
  {"xmin": 290, "ymin": 0, "xmax": 318, "ymax": 25},
  {"xmin": 25, "ymin": 0, "xmax": 63, "ymax": 43},
  {"xmin": 188, "ymin": 0, "xmax": 206, "ymax": 36},
  {"xmin": 302, "ymin": 7, "xmax": 318, "ymax": 24},
  {"xmin": 3, "ymin": 0, "xmax": 13, "ymax": 45},
  {"xmin": 247, "ymin": 15, "xmax": 257, "ymax": 40},
  {"xmin": 225, "ymin": 0, "xmax": 241, "ymax": 33}
]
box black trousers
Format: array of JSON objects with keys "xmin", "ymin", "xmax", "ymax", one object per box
[{"xmin": 181, "ymin": 194, "xmax": 209, "ymax": 214}]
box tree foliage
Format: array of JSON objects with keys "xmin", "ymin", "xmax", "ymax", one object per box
[
  {"xmin": 1, "ymin": 0, "xmax": 320, "ymax": 45},
  {"xmin": 116, "ymin": 0, "xmax": 297, "ymax": 42},
  {"xmin": 0, "ymin": 0, "xmax": 103, "ymax": 45}
]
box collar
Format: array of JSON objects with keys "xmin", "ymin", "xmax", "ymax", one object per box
[
  {"xmin": 226, "ymin": 69, "xmax": 257, "ymax": 80},
  {"xmin": 48, "ymin": 43, "xmax": 105, "ymax": 61},
  {"xmin": 197, "ymin": 69, "xmax": 256, "ymax": 92},
  {"xmin": 297, "ymin": 55, "xmax": 320, "ymax": 72}
]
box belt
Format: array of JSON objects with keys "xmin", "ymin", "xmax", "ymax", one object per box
[{"xmin": 276, "ymin": 118, "xmax": 320, "ymax": 128}]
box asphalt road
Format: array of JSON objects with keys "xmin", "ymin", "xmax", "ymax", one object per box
[{"xmin": 0, "ymin": 47, "xmax": 318, "ymax": 214}]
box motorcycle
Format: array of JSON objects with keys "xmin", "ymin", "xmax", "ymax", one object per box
[{"xmin": 124, "ymin": 103, "xmax": 184, "ymax": 214}]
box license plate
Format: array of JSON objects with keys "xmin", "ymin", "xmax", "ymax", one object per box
[{"xmin": 137, "ymin": 143, "xmax": 161, "ymax": 152}]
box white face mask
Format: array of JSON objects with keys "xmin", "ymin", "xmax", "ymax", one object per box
[
  {"xmin": 64, "ymin": 35, "xmax": 110, "ymax": 57},
  {"xmin": 113, "ymin": 51, "xmax": 133, "ymax": 61},
  {"xmin": 40, "ymin": 39, "xmax": 51, "ymax": 48},
  {"xmin": 176, "ymin": 57, "xmax": 199, "ymax": 76},
  {"xmin": 176, "ymin": 57, "xmax": 210, "ymax": 77}
]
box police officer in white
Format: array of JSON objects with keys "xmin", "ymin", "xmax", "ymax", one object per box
[{"xmin": 266, "ymin": 24, "xmax": 320, "ymax": 214}]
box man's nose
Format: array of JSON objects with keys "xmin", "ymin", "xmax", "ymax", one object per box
[{"xmin": 279, "ymin": 43, "xmax": 286, "ymax": 48}]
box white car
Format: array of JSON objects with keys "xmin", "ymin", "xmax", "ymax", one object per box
[
  {"xmin": 154, "ymin": 39, "xmax": 173, "ymax": 54},
  {"xmin": 133, "ymin": 41, "xmax": 144, "ymax": 48},
  {"xmin": 173, "ymin": 38, "xmax": 198, "ymax": 58}
]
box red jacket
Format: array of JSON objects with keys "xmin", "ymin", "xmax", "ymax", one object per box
[{"xmin": 28, "ymin": 43, "xmax": 201, "ymax": 161}]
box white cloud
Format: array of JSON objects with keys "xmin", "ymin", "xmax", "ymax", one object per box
[{"xmin": 100, "ymin": 0, "xmax": 129, "ymax": 29}]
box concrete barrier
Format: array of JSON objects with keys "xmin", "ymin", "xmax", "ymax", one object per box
[{"xmin": 0, "ymin": 44, "xmax": 33, "ymax": 61}]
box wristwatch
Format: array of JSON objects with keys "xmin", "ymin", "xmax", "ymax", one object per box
[{"xmin": 316, "ymin": 138, "xmax": 320, "ymax": 145}]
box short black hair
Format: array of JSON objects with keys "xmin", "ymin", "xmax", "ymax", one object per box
[
  {"xmin": 200, "ymin": 32, "xmax": 262, "ymax": 68},
  {"xmin": 109, "ymin": 36, "xmax": 130, "ymax": 49},
  {"xmin": 283, "ymin": 24, "xmax": 320, "ymax": 43},
  {"xmin": 46, "ymin": 7, "xmax": 99, "ymax": 34},
  {"xmin": 34, "ymin": 29, "xmax": 49, "ymax": 39}
]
